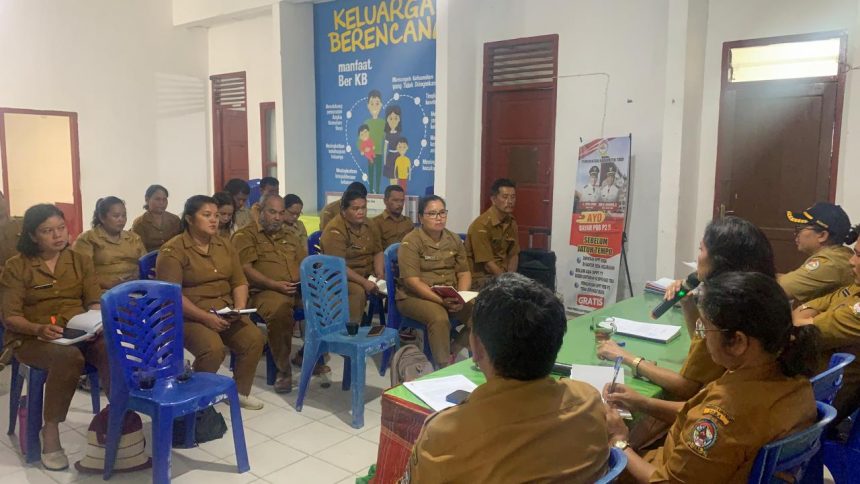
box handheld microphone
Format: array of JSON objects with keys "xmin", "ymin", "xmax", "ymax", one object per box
[{"xmin": 650, "ymin": 272, "xmax": 700, "ymax": 320}]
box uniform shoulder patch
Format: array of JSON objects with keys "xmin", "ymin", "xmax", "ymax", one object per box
[
  {"xmin": 161, "ymin": 246, "xmax": 173, "ymax": 253},
  {"xmin": 804, "ymin": 258, "xmax": 821, "ymax": 271},
  {"xmin": 688, "ymin": 418, "xmax": 719, "ymax": 455},
  {"xmin": 702, "ymin": 405, "xmax": 733, "ymax": 426}
]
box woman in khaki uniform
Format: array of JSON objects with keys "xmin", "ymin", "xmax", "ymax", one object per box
[
  {"xmin": 0, "ymin": 204, "xmax": 109, "ymax": 471},
  {"xmin": 283, "ymin": 194, "xmax": 309, "ymax": 250},
  {"xmin": 130, "ymin": 185, "xmax": 182, "ymax": 252},
  {"xmin": 599, "ymin": 217, "xmax": 775, "ymax": 447},
  {"xmin": 212, "ymin": 191, "xmax": 236, "ymax": 238},
  {"xmin": 73, "ymin": 197, "xmax": 147, "ymax": 291},
  {"xmin": 397, "ymin": 195, "xmax": 473, "ymax": 367},
  {"xmin": 320, "ymin": 190, "xmax": 384, "ymax": 323},
  {"xmin": 781, "ymin": 202, "xmax": 857, "ymax": 304},
  {"xmin": 605, "ymin": 272, "xmax": 818, "ymax": 483},
  {"xmin": 155, "ymin": 195, "xmax": 265, "ymax": 410}
]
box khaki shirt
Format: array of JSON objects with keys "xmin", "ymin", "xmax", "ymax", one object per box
[
  {"xmin": 285, "ymin": 220, "xmax": 309, "ymax": 255},
  {"xmin": 397, "ymin": 228, "xmax": 468, "ymax": 300},
  {"xmin": 249, "ymin": 202, "xmax": 261, "ymax": 224},
  {"xmin": 131, "ymin": 211, "xmax": 182, "ymax": 253},
  {"xmin": 679, "ymin": 336, "xmax": 725, "ymax": 388},
  {"xmin": 404, "ymin": 377, "xmax": 609, "ymax": 483},
  {"xmin": 156, "ymin": 232, "xmax": 248, "ymax": 315},
  {"xmin": 319, "ymin": 199, "xmax": 341, "ymax": 230},
  {"xmin": 778, "ymin": 245, "xmax": 854, "ymax": 304},
  {"xmin": 320, "ymin": 215, "xmax": 381, "ymax": 277},
  {"xmin": 73, "ymin": 226, "xmax": 147, "ymax": 285},
  {"xmin": 0, "ymin": 248, "xmax": 100, "ymax": 341},
  {"xmin": 233, "ymin": 206, "xmax": 252, "ymax": 231},
  {"xmin": 804, "ymin": 284, "xmax": 860, "ymax": 414},
  {"xmin": 232, "ymin": 222, "xmax": 306, "ymax": 289},
  {"xmin": 466, "ymin": 207, "xmax": 520, "ymax": 284},
  {"xmin": 371, "ymin": 210, "xmax": 414, "ymax": 249},
  {"xmin": 645, "ymin": 362, "xmax": 815, "ymax": 483},
  {"xmin": 0, "ymin": 217, "xmax": 23, "ymax": 276}
]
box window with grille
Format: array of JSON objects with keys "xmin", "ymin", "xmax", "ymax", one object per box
[
  {"xmin": 211, "ymin": 72, "xmax": 247, "ymax": 110},
  {"xmin": 484, "ymin": 35, "xmax": 558, "ymax": 90}
]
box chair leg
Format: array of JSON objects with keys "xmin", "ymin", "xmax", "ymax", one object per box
[
  {"xmin": 349, "ymin": 354, "xmax": 366, "ymax": 429},
  {"xmin": 265, "ymin": 345, "xmax": 277, "ymax": 386},
  {"xmin": 180, "ymin": 413, "xmax": 195, "ymax": 448},
  {"xmin": 296, "ymin": 339, "xmax": 321, "ymax": 411},
  {"xmin": 151, "ymin": 408, "xmax": 174, "ymax": 484},
  {"xmin": 7, "ymin": 359, "xmax": 22, "ymax": 435},
  {"xmin": 229, "ymin": 351, "xmax": 236, "ymax": 372},
  {"xmin": 342, "ymin": 356, "xmax": 351, "ymax": 391},
  {"xmin": 88, "ymin": 371, "xmax": 100, "ymax": 413},
  {"xmin": 25, "ymin": 369, "xmax": 47, "ymax": 464},
  {"xmin": 226, "ymin": 387, "xmax": 250, "ymax": 473},
  {"xmin": 102, "ymin": 399, "xmax": 129, "ymax": 480}
]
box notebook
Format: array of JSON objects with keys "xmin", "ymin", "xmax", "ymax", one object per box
[
  {"xmin": 599, "ymin": 317, "xmax": 681, "ymax": 343},
  {"xmin": 49, "ymin": 310, "xmax": 103, "ymax": 345},
  {"xmin": 431, "ymin": 286, "xmax": 478, "ymax": 305}
]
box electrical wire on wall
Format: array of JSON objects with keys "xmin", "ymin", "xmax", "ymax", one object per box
[{"xmin": 554, "ymin": 72, "xmax": 611, "ymax": 137}]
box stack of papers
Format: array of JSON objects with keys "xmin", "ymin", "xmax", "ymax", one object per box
[
  {"xmin": 645, "ymin": 277, "xmax": 675, "ymax": 296},
  {"xmin": 403, "ymin": 375, "xmax": 478, "ymax": 411},
  {"xmin": 599, "ymin": 317, "xmax": 681, "ymax": 343}
]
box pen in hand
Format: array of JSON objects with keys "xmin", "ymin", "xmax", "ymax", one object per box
[{"xmin": 608, "ymin": 356, "xmax": 623, "ymax": 395}]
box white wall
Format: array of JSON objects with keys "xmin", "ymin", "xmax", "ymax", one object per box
[
  {"xmin": 0, "ymin": 0, "xmax": 209, "ymax": 224},
  {"xmin": 173, "ymin": 0, "xmax": 277, "ymax": 27},
  {"xmin": 437, "ymin": 0, "xmax": 670, "ymax": 298},
  {"xmin": 208, "ymin": 11, "xmax": 281, "ymax": 183}
]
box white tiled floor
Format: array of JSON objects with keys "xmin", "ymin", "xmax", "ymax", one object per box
[{"xmin": 0, "ymin": 340, "xmax": 389, "ymax": 484}]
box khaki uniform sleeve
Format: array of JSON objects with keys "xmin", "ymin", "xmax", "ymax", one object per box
[
  {"xmin": 231, "ymin": 231, "xmax": 259, "ymax": 266},
  {"xmin": 320, "ymin": 204, "xmax": 335, "ymax": 230},
  {"xmin": 227, "ymin": 244, "xmax": 248, "ymax": 288},
  {"xmin": 804, "ymin": 290, "xmax": 840, "ymax": 313},
  {"xmin": 131, "ymin": 232, "xmax": 148, "ymax": 259},
  {"xmin": 79, "ymin": 253, "xmax": 101, "ymax": 307},
  {"xmin": 679, "ymin": 337, "xmax": 725, "ymax": 387},
  {"xmin": 402, "ymin": 417, "xmax": 445, "ymax": 483},
  {"xmin": 371, "ymin": 217, "xmax": 383, "ymax": 248},
  {"xmin": 155, "ymin": 247, "xmax": 184, "ymax": 285},
  {"xmin": 779, "ymin": 257, "xmax": 843, "ymax": 303},
  {"xmin": 370, "ymin": 223, "xmax": 383, "ymax": 254},
  {"xmin": 509, "ymin": 220, "xmax": 521, "ymax": 256},
  {"xmin": 320, "ymin": 227, "xmax": 348, "ymax": 258},
  {"xmin": 467, "ymin": 221, "xmax": 495, "ymax": 264},
  {"xmin": 454, "ymin": 238, "xmax": 469, "ymax": 274},
  {"xmin": 813, "ymin": 307, "xmax": 860, "ymax": 351},
  {"xmin": 398, "ymin": 239, "xmax": 422, "ymax": 279},
  {"xmin": 650, "ymin": 416, "xmax": 746, "ymax": 483},
  {"xmin": 1, "ymin": 258, "xmax": 26, "ymax": 319},
  {"xmin": 71, "ymin": 231, "xmax": 95, "ymax": 260},
  {"xmin": 130, "ymin": 216, "xmax": 145, "ymax": 239}
]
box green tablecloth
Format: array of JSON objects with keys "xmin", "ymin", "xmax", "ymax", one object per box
[{"xmin": 386, "ymin": 293, "xmax": 691, "ymax": 408}]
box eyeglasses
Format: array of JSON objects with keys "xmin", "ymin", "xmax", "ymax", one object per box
[
  {"xmin": 694, "ymin": 318, "xmax": 730, "ymax": 339},
  {"xmin": 422, "ymin": 210, "xmax": 449, "ymax": 219},
  {"xmin": 794, "ymin": 225, "xmax": 820, "ymax": 236}
]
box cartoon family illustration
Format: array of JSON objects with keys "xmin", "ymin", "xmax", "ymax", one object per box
[{"xmin": 357, "ymin": 89, "xmax": 410, "ymax": 193}]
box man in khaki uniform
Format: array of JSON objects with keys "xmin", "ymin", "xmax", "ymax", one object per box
[
  {"xmin": 320, "ymin": 190, "xmax": 383, "ymax": 322},
  {"xmin": 466, "ymin": 178, "xmax": 520, "ymax": 290},
  {"xmin": 249, "ymin": 177, "xmax": 280, "ymax": 224},
  {"xmin": 403, "ymin": 273, "xmax": 609, "ymax": 483},
  {"xmin": 781, "ymin": 202, "xmax": 856, "ymax": 304},
  {"xmin": 319, "ymin": 181, "xmax": 367, "ymax": 230},
  {"xmin": 232, "ymin": 193, "xmax": 305, "ymax": 393},
  {"xmin": 0, "ymin": 191, "xmax": 22, "ymax": 275},
  {"xmin": 371, "ymin": 184, "xmax": 414, "ymax": 250},
  {"xmin": 224, "ymin": 178, "xmax": 252, "ymax": 230}
]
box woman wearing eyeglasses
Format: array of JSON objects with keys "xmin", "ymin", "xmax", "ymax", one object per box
[
  {"xmin": 397, "ymin": 195, "xmax": 472, "ymax": 367},
  {"xmin": 781, "ymin": 202, "xmax": 856, "ymax": 305},
  {"xmin": 604, "ymin": 272, "xmax": 819, "ymax": 483}
]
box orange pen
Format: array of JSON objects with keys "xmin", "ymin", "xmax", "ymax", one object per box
[{"xmin": 50, "ymin": 316, "xmax": 57, "ymax": 326}]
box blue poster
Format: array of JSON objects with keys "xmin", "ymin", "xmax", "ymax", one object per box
[{"xmin": 313, "ymin": 0, "xmax": 437, "ymax": 208}]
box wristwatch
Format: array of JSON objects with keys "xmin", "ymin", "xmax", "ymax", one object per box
[
  {"xmin": 632, "ymin": 356, "xmax": 644, "ymax": 377},
  {"xmin": 613, "ymin": 440, "xmax": 629, "ymax": 451}
]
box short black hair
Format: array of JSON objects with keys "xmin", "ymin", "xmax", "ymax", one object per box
[
  {"xmin": 344, "ymin": 181, "xmax": 368, "ymax": 197},
  {"xmin": 490, "ymin": 178, "xmax": 516, "ymax": 196},
  {"xmin": 340, "ymin": 190, "xmax": 367, "ymax": 211},
  {"xmin": 212, "ymin": 191, "xmax": 234, "ymax": 209},
  {"xmin": 703, "ymin": 216, "xmax": 775, "ymax": 279},
  {"xmin": 260, "ymin": 177, "xmax": 279, "ymax": 190},
  {"xmin": 418, "ymin": 195, "xmax": 445, "ymax": 215},
  {"xmin": 384, "ymin": 185, "xmax": 404, "ymax": 200},
  {"xmin": 144, "ymin": 184, "xmax": 168, "ymax": 210},
  {"xmin": 18, "ymin": 204, "xmax": 66, "ymax": 257},
  {"xmin": 91, "ymin": 196, "xmax": 125, "ymax": 228},
  {"xmin": 396, "ymin": 137, "xmax": 408, "ymax": 146},
  {"xmin": 181, "ymin": 195, "xmax": 218, "ymax": 232},
  {"xmin": 223, "ymin": 178, "xmax": 250, "ymax": 196},
  {"xmin": 473, "ymin": 273, "xmax": 567, "ymax": 380},
  {"xmin": 283, "ymin": 194, "xmax": 303, "ymax": 210},
  {"xmin": 368, "ymin": 90, "xmax": 382, "ymax": 102},
  {"xmin": 699, "ymin": 271, "xmax": 820, "ymax": 377},
  {"xmin": 358, "ymin": 124, "xmax": 370, "ymax": 134}
]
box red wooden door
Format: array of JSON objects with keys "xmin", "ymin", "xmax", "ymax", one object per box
[{"xmin": 211, "ymin": 72, "xmax": 249, "ymax": 190}]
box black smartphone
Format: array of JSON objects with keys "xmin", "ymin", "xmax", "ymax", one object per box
[
  {"xmin": 62, "ymin": 327, "xmax": 88, "ymax": 339},
  {"xmin": 367, "ymin": 325, "xmax": 385, "ymax": 337},
  {"xmin": 445, "ymin": 389, "xmax": 471, "ymax": 405}
]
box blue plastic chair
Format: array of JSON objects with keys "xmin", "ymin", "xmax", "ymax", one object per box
[
  {"xmin": 595, "ymin": 447, "xmax": 628, "ymax": 484},
  {"xmin": 1, "ymin": 326, "xmax": 101, "ymax": 464},
  {"xmin": 139, "ymin": 250, "xmax": 158, "ymax": 279},
  {"xmin": 810, "ymin": 353, "xmax": 855, "ymax": 406},
  {"xmin": 308, "ymin": 230, "xmax": 322, "ymax": 255},
  {"xmin": 380, "ymin": 243, "xmax": 459, "ymax": 373},
  {"xmin": 747, "ymin": 401, "xmax": 837, "ymax": 483},
  {"xmin": 296, "ymin": 255, "xmax": 398, "ymax": 428},
  {"xmin": 821, "ymin": 408, "xmax": 860, "ymax": 483},
  {"xmin": 100, "ymin": 280, "xmax": 250, "ymax": 483},
  {"xmin": 247, "ymin": 178, "xmax": 261, "ymax": 206}
]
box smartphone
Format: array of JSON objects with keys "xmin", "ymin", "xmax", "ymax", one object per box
[
  {"xmin": 445, "ymin": 389, "xmax": 471, "ymax": 405},
  {"xmin": 62, "ymin": 328, "xmax": 88, "ymax": 339},
  {"xmin": 367, "ymin": 325, "xmax": 385, "ymax": 337}
]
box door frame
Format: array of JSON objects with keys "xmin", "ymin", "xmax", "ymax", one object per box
[
  {"xmin": 714, "ymin": 30, "xmax": 847, "ymax": 217},
  {"xmin": 0, "ymin": 107, "xmax": 82, "ymax": 224},
  {"xmin": 480, "ymin": 34, "xmax": 559, "ymax": 215},
  {"xmin": 211, "ymin": 71, "xmax": 247, "ymax": 191},
  {"xmin": 260, "ymin": 101, "xmax": 276, "ymax": 177}
]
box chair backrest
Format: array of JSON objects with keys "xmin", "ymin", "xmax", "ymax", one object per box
[
  {"xmin": 810, "ymin": 352, "xmax": 855, "ymax": 405},
  {"xmin": 748, "ymin": 401, "xmax": 837, "ymax": 483},
  {"xmin": 308, "ymin": 230, "xmax": 322, "ymax": 255},
  {"xmin": 384, "ymin": 243, "xmax": 401, "ymax": 328},
  {"xmin": 247, "ymin": 178, "xmax": 261, "ymax": 206},
  {"xmin": 300, "ymin": 255, "xmax": 349, "ymax": 337},
  {"xmin": 595, "ymin": 447, "xmax": 627, "ymax": 484},
  {"xmin": 138, "ymin": 250, "xmax": 158, "ymax": 280},
  {"xmin": 457, "ymin": 233, "xmax": 466, "ymax": 242},
  {"xmin": 100, "ymin": 280, "xmax": 185, "ymax": 394}
]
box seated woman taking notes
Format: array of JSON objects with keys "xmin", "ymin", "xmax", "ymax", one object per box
[
  {"xmin": 0, "ymin": 204, "xmax": 110, "ymax": 471},
  {"xmin": 155, "ymin": 195, "xmax": 265, "ymax": 410}
]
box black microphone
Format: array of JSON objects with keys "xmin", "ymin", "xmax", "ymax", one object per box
[{"xmin": 650, "ymin": 272, "xmax": 700, "ymax": 320}]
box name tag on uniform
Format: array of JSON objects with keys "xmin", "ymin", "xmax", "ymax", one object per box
[{"xmin": 32, "ymin": 282, "xmax": 54, "ymax": 290}]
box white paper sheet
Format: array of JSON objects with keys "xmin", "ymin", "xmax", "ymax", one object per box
[
  {"xmin": 215, "ymin": 307, "xmax": 258, "ymax": 315},
  {"xmin": 368, "ymin": 275, "xmax": 388, "ymax": 295},
  {"xmin": 570, "ymin": 364, "xmax": 632, "ymax": 419},
  {"xmin": 67, "ymin": 309, "xmax": 103, "ymax": 331},
  {"xmin": 403, "ymin": 375, "xmax": 479, "ymax": 411},
  {"xmin": 599, "ymin": 316, "xmax": 681, "ymax": 343}
]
